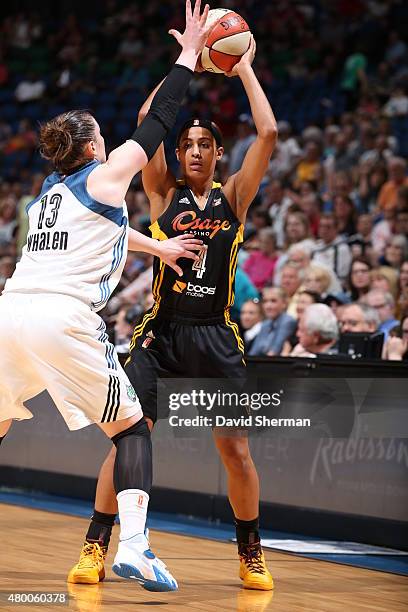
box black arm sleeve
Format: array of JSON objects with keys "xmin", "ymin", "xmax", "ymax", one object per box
[{"xmin": 130, "ymin": 64, "xmax": 193, "ymax": 161}]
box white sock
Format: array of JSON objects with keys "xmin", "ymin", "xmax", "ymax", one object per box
[{"xmin": 117, "ymin": 488, "xmax": 149, "ymax": 541}]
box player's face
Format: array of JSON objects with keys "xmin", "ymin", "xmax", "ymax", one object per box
[
  {"xmin": 176, "ymin": 127, "xmax": 223, "ymax": 181},
  {"xmin": 90, "ymin": 118, "xmax": 106, "ymax": 163}
]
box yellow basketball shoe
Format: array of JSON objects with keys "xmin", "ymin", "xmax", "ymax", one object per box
[
  {"xmin": 67, "ymin": 542, "xmax": 107, "ymax": 584},
  {"xmin": 239, "ymin": 543, "xmax": 274, "ymax": 591}
]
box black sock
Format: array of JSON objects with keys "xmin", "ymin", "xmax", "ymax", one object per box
[
  {"xmin": 235, "ymin": 517, "xmax": 260, "ymax": 546},
  {"xmin": 0, "ymin": 436, "xmax": 5, "ymax": 446},
  {"xmin": 86, "ymin": 510, "xmax": 117, "ymax": 548}
]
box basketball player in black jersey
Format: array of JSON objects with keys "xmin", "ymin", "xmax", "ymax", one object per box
[{"xmin": 69, "ymin": 36, "xmax": 278, "ymax": 591}]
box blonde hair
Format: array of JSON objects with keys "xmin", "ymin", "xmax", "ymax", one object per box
[
  {"xmin": 370, "ymin": 266, "xmax": 399, "ymax": 301},
  {"xmin": 303, "ymin": 264, "xmax": 332, "ymax": 294}
]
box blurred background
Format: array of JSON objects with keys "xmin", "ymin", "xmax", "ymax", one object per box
[
  {"xmin": 0, "ymin": 0, "xmax": 408, "ymax": 362},
  {"xmin": 1, "ymin": 0, "xmax": 408, "ymax": 561}
]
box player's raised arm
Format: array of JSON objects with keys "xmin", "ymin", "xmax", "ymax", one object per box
[
  {"xmin": 223, "ymin": 36, "xmax": 278, "ymax": 221},
  {"xmin": 136, "ymin": 80, "xmax": 178, "ymax": 222},
  {"xmin": 88, "ymin": 0, "xmax": 211, "ymax": 206}
]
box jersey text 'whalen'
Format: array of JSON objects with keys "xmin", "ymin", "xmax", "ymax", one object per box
[{"xmin": 4, "ymin": 161, "xmax": 128, "ymax": 312}]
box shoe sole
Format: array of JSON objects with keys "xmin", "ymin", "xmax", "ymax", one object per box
[
  {"xmin": 112, "ymin": 563, "xmax": 178, "ymax": 592},
  {"xmin": 242, "ymin": 583, "xmax": 274, "ymax": 591},
  {"xmin": 240, "ymin": 576, "xmax": 274, "ymax": 591}
]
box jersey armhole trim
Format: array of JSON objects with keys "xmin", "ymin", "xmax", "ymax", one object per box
[
  {"xmin": 65, "ymin": 161, "xmax": 124, "ymax": 226},
  {"xmin": 25, "ymin": 172, "xmax": 61, "ymax": 213},
  {"xmin": 219, "ymin": 185, "xmax": 242, "ymax": 228},
  {"xmin": 149, "ymin": 220, "xmax": 169, "ymax": 241}
]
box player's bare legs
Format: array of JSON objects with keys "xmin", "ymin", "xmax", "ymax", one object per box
[
  {"xmin": 69, "ymin": 414, "xmax": 177, "ymax": 590},
  {"xmin": 83, "ymin": 425, "xmax": 259, "ymax": 519},
  {"xmin": 74, "ymin": 418, "xmax": 271, "ymax": 590},
  {"xmin": 94, "ymin": 447, "xmax": 117, "ymax": 514},
  {"xmin": 213, "ymin": 432, "xmax": 272, "ymax": 590},
  {"xmin": 212, "ymin": 434, "xmax": 259, "ymax": 520},
  {"xmin": 97, "ymin": 413, "xmax": 140, "ymax": 438},
  {"xmin": 86, "ymin": 422, "xmax": 258, "ymax": 521},
  {"xmin": 93, "ymin": 416, "xmax": 153, "ymax": 515}
]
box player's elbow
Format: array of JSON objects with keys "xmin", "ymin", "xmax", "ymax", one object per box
[
  {"xmin": 137, "ymin": 111, "xmax": 147, "ymax": 126},
  {"xmin": 259, "ymin": 123, "xmax": 278, "ymax": 143}
]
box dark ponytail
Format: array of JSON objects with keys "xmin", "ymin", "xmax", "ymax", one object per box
[{"xmin": 39, "ymin": 110, "xmax": 96, "ymax": 174}]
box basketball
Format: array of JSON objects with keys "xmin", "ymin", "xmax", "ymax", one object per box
[{"xmin": 201, "ymin": 8, "xmax": 251, "ymax": 74}]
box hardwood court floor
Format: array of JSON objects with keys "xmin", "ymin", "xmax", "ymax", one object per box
[{"xmin": 0, "ymin": 504, "xmax": 406, "ymax": 612}]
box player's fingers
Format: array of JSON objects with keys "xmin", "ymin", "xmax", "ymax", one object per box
[
  {"xmin": 175, "ymin": 233, "xmax": 196, "ymax": 240},
  {"xmin": 175, "ymin": 234, "xmax": 203, "ymax": 244},
  {"xmin": 186, "ymin": 0, "xmax": 192, "ymax": 21},
  {"xmin": 168, "ymin": 29, "xmax": 182, "ymax": 44},
  {"xmin": 182, "ymin": 251, "xmax": 200, "ymax": 261},
  {"xmin": 182, "ymin": 243, "xmax": 203, "ymax": 251},
  {"xmin": 193, "ymin": 0, "xmax": 201, "ymax": 19},
  {"xmin": 203, "ymin": 13, "xmax": 215, "ymax": 38},
  {"xmin": 200, "ymin": 3, "xmax": 209, "ymax": 27},
  {"xmin": 177, "ymin": 240, "xmax": 203, "ymax": 247},
  {"xmin": 170, "ymin": 263, "xmax": 184, "ymax": 277}
]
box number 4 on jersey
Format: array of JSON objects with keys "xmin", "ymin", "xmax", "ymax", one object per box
[{"xmin": 192, "ymin": 245, "xmax": 208, "ymax": 279}]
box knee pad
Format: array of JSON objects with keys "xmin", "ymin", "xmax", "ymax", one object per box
[
  {"xmin": 111, "ymin": 418, "xmax": 152, "ymax": 495},
  {"xmin": 111, "ymin": 418, "xmax": 150, "ymax": 447}
]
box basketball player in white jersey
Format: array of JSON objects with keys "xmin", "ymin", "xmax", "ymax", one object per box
[{"xmin": 0, "ymin": 0, "xmax": 213, "ymax": 592}]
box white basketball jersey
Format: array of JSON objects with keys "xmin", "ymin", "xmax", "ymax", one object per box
[{"xmin": 4, "ymin": 160, "xmax": 128, "ymax": 311}]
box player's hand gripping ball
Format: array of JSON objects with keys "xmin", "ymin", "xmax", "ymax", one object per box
[{"xmin": 200, "ymin": 8, "xmax": 251, "ymax": 74}]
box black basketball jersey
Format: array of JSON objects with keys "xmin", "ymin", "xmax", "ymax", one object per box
[{"xmin": 150, "ymin": 180, "xmax": 243, "ymax": 321}]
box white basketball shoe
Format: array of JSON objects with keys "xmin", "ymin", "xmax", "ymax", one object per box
[{"xmin": 112, "ymin": 530, "xmax": 178, "ymax": 592}]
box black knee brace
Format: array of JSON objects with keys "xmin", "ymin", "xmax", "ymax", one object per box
[{"xmin": 111, "ymin": 418, "xmax": 152, "ymax": 496}]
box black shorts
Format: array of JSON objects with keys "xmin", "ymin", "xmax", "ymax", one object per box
[{"xmin": 125, "ymin": 312, "xmax": 246, "ymax": 423}]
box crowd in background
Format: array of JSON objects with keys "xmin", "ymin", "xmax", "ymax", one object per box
[{"xmin": 0, "ymin": 0, "xmax": 407, "ymax": 361}]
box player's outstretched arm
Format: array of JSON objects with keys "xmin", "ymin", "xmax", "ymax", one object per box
[
  {"xmin": 128, "ymin": 230, "xmax": 202, "ymax": 277},
  {"xmin": 223, "ymin": 36, "xmax": 278, "ymax": 222},
  {"xmin": 88, "ymin": 0, "xmax": 212, "ymax": 207},
  {"xmin": 137, "ymin": 81, "xmax": 177, "ymax": 223}
]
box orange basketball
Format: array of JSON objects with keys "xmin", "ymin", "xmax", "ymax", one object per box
[{"xmin": 201, "ymin": 8, "xmax": 251, "ymax": 74}]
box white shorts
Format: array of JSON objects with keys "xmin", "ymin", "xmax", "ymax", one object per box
[{"xmin": 0, "ymin": 293, "xmax": 142, "ymax": 430}]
